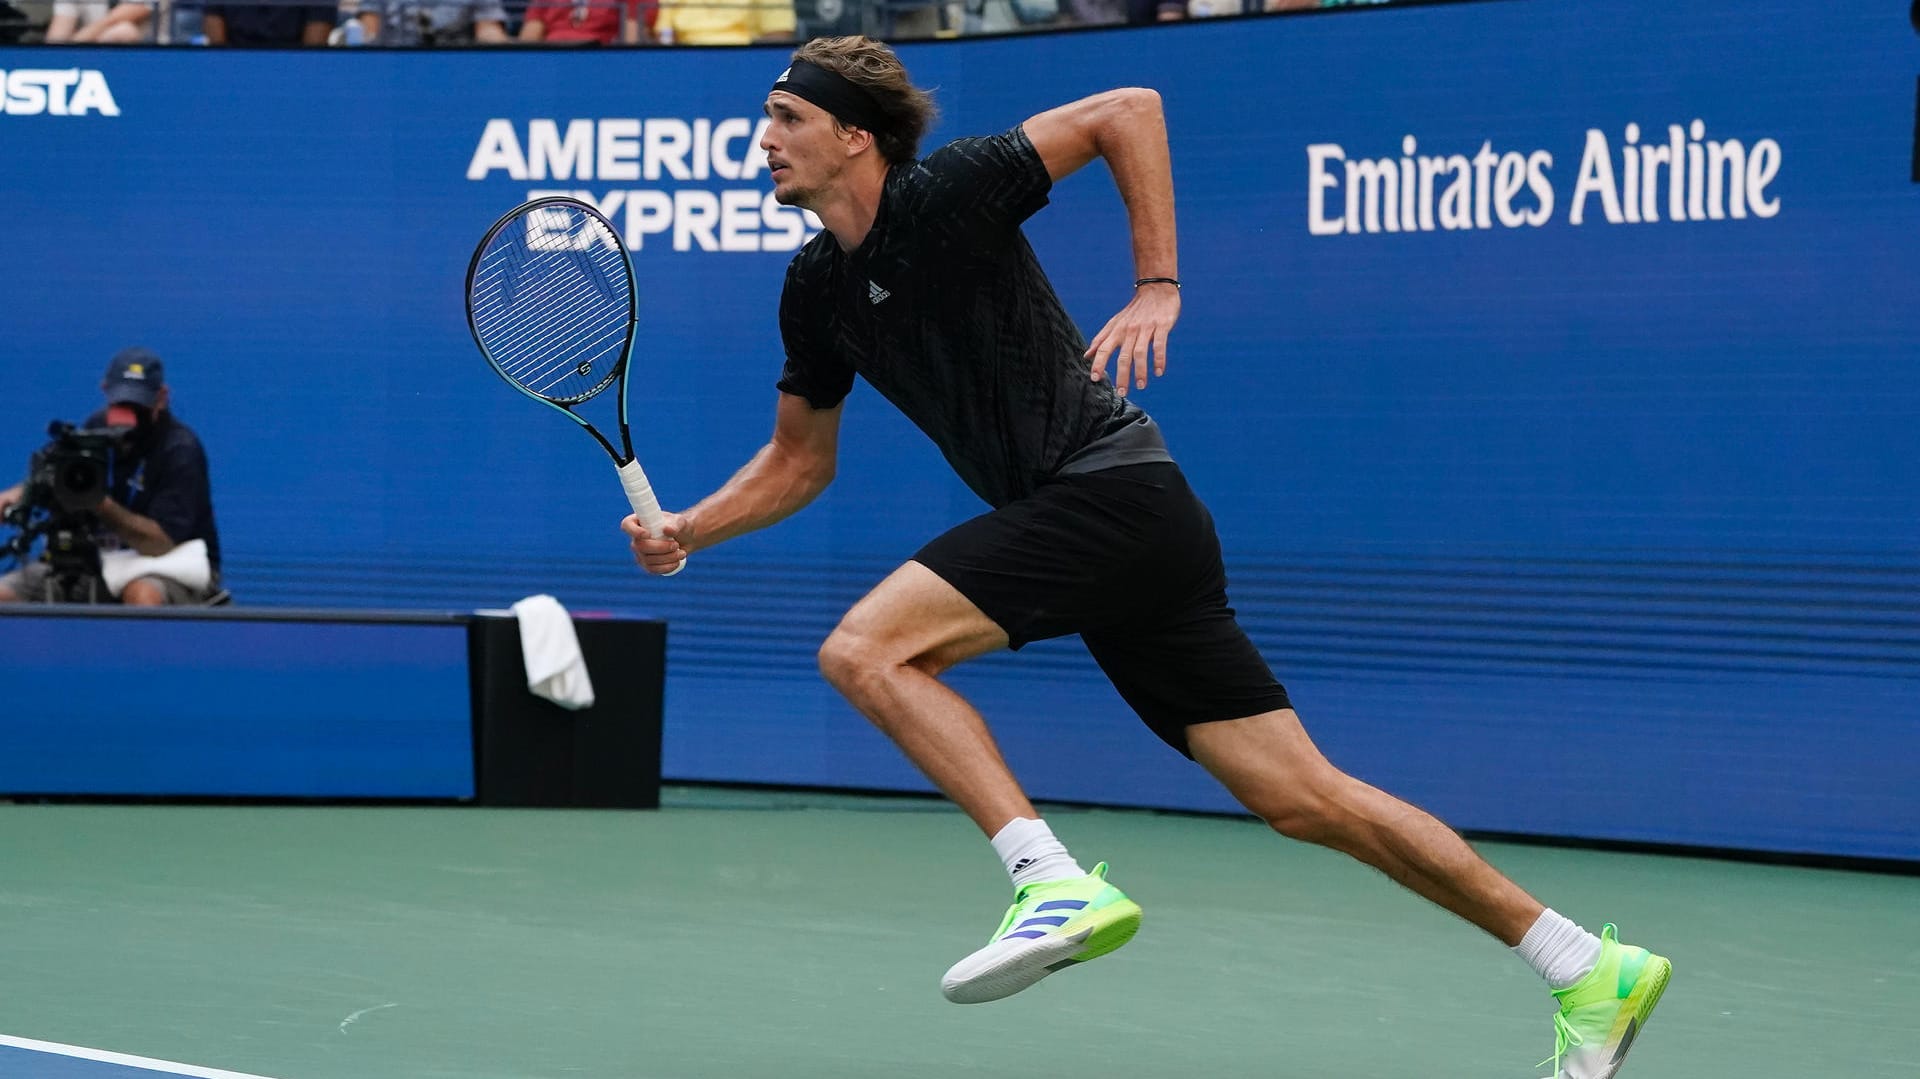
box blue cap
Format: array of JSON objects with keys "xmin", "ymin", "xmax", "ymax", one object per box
[{"xmin": 103, "ymin": 347, "xmax": 165, "ymax": 408}]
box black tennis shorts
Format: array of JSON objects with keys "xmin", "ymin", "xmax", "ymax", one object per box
[{"xmin": 912, "ymin": 462, "xmax": 1292, "ymax": 757}]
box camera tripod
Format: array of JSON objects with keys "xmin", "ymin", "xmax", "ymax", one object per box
[
  {"xmin": 38, "ymin": 525, "xmax": 107, "ymax": 602},
  {"xmin": 3, "ymin": 514, "xmax": 109, "ymax": 604}
]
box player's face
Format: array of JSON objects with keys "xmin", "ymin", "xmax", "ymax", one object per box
[{"xmin": 761, "ymin": 92, "xmax": 846, "ymax": 209}]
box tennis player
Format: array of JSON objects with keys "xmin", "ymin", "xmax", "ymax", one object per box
[{"xmin": 624, "ymin": 36, "xmax": 1669, "ymax": 1078}]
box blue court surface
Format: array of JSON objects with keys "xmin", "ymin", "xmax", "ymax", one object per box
[{"xmin": 0, "ymin": 1038, "xmax": 280, "ymax": 1079}]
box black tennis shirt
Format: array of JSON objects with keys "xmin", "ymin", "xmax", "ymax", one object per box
[{"xmin": 776, "ymin": 126, "xmax": 1171, "ymax": 510}]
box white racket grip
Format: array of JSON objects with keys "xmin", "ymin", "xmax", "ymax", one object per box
[{"xmin": 618, "ymin": 458, "xmax": 684, "ymax": 577}]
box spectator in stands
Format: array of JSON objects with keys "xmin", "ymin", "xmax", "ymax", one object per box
[
  {"xmin": 517, "ymin": 0, "xmax": 649, "ymax": 43},
  {"xmin": 355, "ymin": 0, "xmax": 509, "ymax": 42},
  {"xmin": 1122, "ymin": 0, "xmax": 1183, "ymax": 22},
  {"xmin": 0, "ymin": 349, "xmax": 222, "ymax": 607},
  {"xmin": 654, "ymin": 0, "xmax": 790, "ymax": 44},
  {"xmin": 875, "ymin": 1, "xmax": 947, "ymax": 39},
  {"xmin": 167, "ymin": 0, "xmax": 204, "ymax": 42},
  {"xmin": 0, "ymin": 0, "xmax": 26, "ymax": 42},
  {"xmin": 957, "ymin": 0, "xmax": 1061, "ymax": 35},
  {"xmin": 1124, "ymin": 0, "xmax": 1373, "ymax": 16},
  {"xmin": 1059, "ymin": 0, "xmax": 1122, "ymax": 27},
  {"xmin": 202, "ymin": 0, "xmax": 336, "ymax": 43},
  {"xmin": 44, "ymin": 0, "xmax": 152, "ymax": 41}
]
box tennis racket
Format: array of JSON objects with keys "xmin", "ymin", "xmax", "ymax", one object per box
[{"xmin": 465, "ymin": 196, "xmax": 683, "ymax": 575}]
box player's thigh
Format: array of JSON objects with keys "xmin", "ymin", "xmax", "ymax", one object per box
[
  {"xmin": 1082, "ymin": 601, "xmax": 1293, "ymax": 758},
  {"xmin": 827, "ymin": 560, "xmax": 1010, "ymax": 675},
  {"xmin": 911, "ymin": 465, "xmax": 1194, "ymax": 651},
  {"xmin": 1185, "ymin": 707, "xmax": 1349, "ymax": 824}
]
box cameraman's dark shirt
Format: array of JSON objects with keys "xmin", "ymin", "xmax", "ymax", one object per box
[{"xmin": 87, "ymin": 410, "xmax": 222, "ymax": 571}]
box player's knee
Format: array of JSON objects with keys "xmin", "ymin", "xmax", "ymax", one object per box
[
  {"xmin": 1240, "ymin": 769, "xmax": 1356, "ymax": 845},
  {"xmin": 1259, "ymin": 794, "xmax": 1342, "ymax": 845},
  {"xmin": 817, "ymin": 628, "xmax": 884, "ymax": 698}
]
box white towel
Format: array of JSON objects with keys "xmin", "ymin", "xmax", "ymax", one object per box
[
  {"xmin": 509, "ymin": 594, "xmax": 596, "ymax": 711},
  {"xmin": 98, "ymin": 538, "xmax": 212, "ymax": 599}
]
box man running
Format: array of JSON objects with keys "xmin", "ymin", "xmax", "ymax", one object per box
[{"xmin": 624, "ymin": 36, "xmax": 1670, "ymax": 1078}]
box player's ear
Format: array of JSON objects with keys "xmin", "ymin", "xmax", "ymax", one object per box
[{"xmin": 844, "ymin": 125, "xmax": 875, "ymax": 157}]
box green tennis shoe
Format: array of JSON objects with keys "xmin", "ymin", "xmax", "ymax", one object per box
[
  {"xmin": 939, "ymin": 862, "xmax": 1142, "ymax": 1004},
  {"xmin": 1544, "ymin": 924, "xmax": 1673, "ymax": 1078}
]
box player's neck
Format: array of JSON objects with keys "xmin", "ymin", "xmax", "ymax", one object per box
[{"xmin": 817, "ymin": 162, "xmax": 890, "ymax": 253}]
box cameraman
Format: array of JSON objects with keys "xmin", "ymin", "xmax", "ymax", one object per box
[{"xmin": 0, "ymin": 348, "xmax": 222, "ymax": 606}]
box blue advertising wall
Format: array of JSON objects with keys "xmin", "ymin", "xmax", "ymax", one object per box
[
  {"xmin": 2, "ymin": 0, "xmax": 1916, "ymax": 858},
  {"xmin": 0, "ymin": 612, "xmax": 475, "ymax": 798}
]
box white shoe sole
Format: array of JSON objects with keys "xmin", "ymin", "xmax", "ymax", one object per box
[
  {"xmin": 940, "ymin": 928, "xmax": 1095, "ymax": 1004},
  {"xmin": 939, "ymin": 901, "xmax": 1141, "ymax": 1004}
]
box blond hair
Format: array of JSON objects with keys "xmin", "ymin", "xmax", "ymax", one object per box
[{"xmin": 792, "ymin": 36, "xmax": 938, "ymax": 164}]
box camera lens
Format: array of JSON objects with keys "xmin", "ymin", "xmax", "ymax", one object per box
[{"xmin": 59, "ymin": 459, "xmax": 101, "ymax": 493}]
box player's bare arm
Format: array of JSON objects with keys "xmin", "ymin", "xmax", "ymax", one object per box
[
  {"xmin": 1022, "ymin": 88, "xmax": 1180, "ymax": 397},
  {"xmin": 625, "ymin": 393, "xmax": 842, "ymax": 573}
]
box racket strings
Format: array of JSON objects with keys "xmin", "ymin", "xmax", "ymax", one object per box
[
  {"xmin": 470, "ymin": 209, "xmax": 633, "ymax": 403},
  {"xmin": 471, "ymin": 243, "xmax": 620, "ymax": 344},
  {"xmin": 486, "ymin": 288, "xmax": 622, "ymax": 386},
  {"xmin": 475, "ymin": 269, "xmax": 621, "ymax": 392},
  {"xmin": 476, "ymin": 249, "xmax": 625, "ymax": 393}
]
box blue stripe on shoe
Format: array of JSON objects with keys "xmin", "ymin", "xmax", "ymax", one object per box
[
  {"xmin": 1033, "ymin": 900, "xmax": 1087, "ymax": 913},
  {"xmin": 1000, "ymin": 930, "xmax": 1049, "ymax": 940},
  {"xmin": 1015, "ymin": 916, "xmax": 1069, "ymax": 929}
]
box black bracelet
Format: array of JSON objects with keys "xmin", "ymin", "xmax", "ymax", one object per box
[{"xmin": 1134, "ymin": 277, "xmax": 1181, "ymax": 289}]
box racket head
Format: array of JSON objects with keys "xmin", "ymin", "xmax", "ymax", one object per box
[{"xmin": 465, "ymin": 197, "xmax": 637, "ymax": 409}]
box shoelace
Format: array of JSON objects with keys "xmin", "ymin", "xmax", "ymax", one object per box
[
  {"xmin": 1537, "ymin": 1010, "xmax": 1586, "ymax": 1074},
  {"xmin": 1538, "ymin": 922, "xmax": 1619, "ymax": 1074}
]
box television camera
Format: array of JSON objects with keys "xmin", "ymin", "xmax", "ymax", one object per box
[{"xmin": 1, "ymin": 420, "xmax": 129, "ymax": 603}]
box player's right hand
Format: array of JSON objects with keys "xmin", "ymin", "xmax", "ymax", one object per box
[
  {"xmin": 622, "ymin": 511, "xmax": 692, "ymax": 576},
  {"xmin": 1085, "ymin": 281, "xmax": 1179, "ymax": 397}
]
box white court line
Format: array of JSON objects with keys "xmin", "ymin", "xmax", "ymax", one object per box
[{"xmin": 0, "ymin": 1035, "xmax": 286, "ymax": 1079}]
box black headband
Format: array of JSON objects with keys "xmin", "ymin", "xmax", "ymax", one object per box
[{"xmin": 771, "ymin": 59, "xmax": 895, "ymax": 138}]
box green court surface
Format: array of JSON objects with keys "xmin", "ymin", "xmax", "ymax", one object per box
[{"xmin": 1, "ymin": 787, "xmax": 1915, "ymax": 1079}]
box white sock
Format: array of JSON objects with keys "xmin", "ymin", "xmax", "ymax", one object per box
[
  {"xmin": 1514, "ymin": 908, "xmax": 1605, "ymax": 991},
  {"xmin": 989, "ymin": 817, "xmax": 1085, "ymax": 889}
]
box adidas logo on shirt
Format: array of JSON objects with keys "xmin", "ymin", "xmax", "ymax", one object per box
[{"xmin": 868, "ymin": 280, "xmax": 891, "ymax": 305}]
